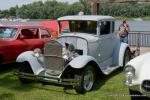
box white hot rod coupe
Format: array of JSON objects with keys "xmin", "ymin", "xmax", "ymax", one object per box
[
  {"xmin": 16, "ymin": 15, "xmax": 131, "ymax": 94},
  {"xmin": 124, "ymin": 52, "xmax": 150, "ymax": 99}
]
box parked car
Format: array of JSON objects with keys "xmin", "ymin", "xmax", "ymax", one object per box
[
  {"xmin": 124, "ymin": 52, "xmax": 150, "ymax": 99},
  {"xmin": 0, "ymin": 25, "xmax": 54, "ymax": 64},
  {"xmin": 16, "ymin": 15, "xmax": 131, "ymax": 94},
  {"xmin": 40, "ymin": 20, "xmax": 68, "ymax": 38}
]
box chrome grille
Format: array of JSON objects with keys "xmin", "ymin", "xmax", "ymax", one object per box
[
  {"xmin": 44, "ymin": 40, "xmax": 64, "ymax": 75},
  {"xmin": 142, "ymin": 80, "xmax": 150, "ymax": 92}
]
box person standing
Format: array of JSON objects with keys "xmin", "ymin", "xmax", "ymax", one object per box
[{"xmin": 118, "ymin": 19, "xmax": 130, "ymax": 43}]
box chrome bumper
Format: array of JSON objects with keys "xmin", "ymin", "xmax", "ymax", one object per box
[
  {"xmin": 125, "ymin": 81, "xmax": 150, "ymax": 97},
  {"xmin": 14, "ymin": 70, "xmax": 79, "ymax": 86}
]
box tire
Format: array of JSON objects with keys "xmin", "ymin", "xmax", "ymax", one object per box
[
  {"xmin": 74, "ymin": 66, "xmax": 95, "ymax": 94},
  {"xmin": 19, "ymin": 62, "xmax": 33, "ymax": 84},
  {"xmin": 123, "ymin": 49, "xmax": 131, "ymax": 67},
  {"xmin": 0, "ymin": 54, "xmax": 3, "ymax": 68},
  {"xmin": 0, "ymin": 54, "xmax": 3, "ymax": 64},
  {"xmin": 129, "ymin": 89, "xmax": 149, "ymax": 100}
]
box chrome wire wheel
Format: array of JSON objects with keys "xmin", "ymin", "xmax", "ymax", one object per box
[
  {"xmin": 83, "ymin": 69, "xmax": 94, "ymax": 91},
  {"xmin": 74, "ymin": 66, "xmax": 95, "ymax": 94}
]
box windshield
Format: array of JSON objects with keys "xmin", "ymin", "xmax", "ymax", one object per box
[
  {"xmin": 0, "ymin": 27, "xmax": 18, "ymax": 38},
  {"xmin": 60, "ymin": 20, "xmax": 97, "ymax": 35}
]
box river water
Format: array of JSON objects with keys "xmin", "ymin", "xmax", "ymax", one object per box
[
  {"xmin": 115, "ymin": 20, "xmax": 150, "ymax": 32},
  {"xmin": 0, "ymin": 20, "xmax": 150, "ymax": 32}
]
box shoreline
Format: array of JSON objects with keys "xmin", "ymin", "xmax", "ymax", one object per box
[{"xmin": 115, "ymin": 16, "xmax": 150, "ymax": 20}]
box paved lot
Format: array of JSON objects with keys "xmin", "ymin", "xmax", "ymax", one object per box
[
  {"xmin": 130, "ymin": 46, "xmax": 150, "ymax": 56},
  {"xmin": 140, "ymin": 47, "xmax": 150, "ymax": 54}
]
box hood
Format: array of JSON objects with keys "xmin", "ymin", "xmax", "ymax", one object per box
[
  {"xmin": 126, "ymin": 52, "xmax": 150, "ymax": 82},
  {"xmin": 127, "ymin": 52, "xmax": 150, "ymax": 69},
  {"xmin": 60, "ymin": 33, "xmax": 99, "ymax": 42}
]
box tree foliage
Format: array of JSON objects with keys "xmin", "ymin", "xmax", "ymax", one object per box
[
  {"xmin": 0, "ymin": 0, "xmax": 88, "ymax": 19},
  {"xmin": 99, "ymin": 3, "xmax": 150, "ymax": 17},
  {"xmin": 0, "ymin": 0, "xmax": 150, "ymax": 19}
]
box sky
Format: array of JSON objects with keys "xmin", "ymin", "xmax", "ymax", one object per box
[{"xmin": 0, "ymin": 0, "xmax": 79, "ymax": 10}]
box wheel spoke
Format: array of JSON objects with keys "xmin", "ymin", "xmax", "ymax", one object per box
[
  {"xmin": 83, "ymin": 70, "xmax": 94, "ymax": 91},
  {"xmin": 74, "ymin": 66, "xmax": 95, "ymax": 93}
]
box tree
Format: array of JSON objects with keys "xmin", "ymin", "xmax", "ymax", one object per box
[
  {"xmin": 79, "ymin": 0, "xmax": 91, "ymax": 14},
  {"xmin": 9, "ymin": 6, "xmax": 18, "ymax": 17}
]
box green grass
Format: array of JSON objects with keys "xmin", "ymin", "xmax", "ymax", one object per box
[{"xmin": 0, "ymin": 67, "xmax": 131, "ymax": 100}]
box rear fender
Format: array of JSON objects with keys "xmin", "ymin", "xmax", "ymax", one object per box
[
  {"xmin": 16, "ymin": 51, "xmax": 44, "ymax": 75},
  {"xmin": 119, "ymin": 43, "xmax": 130, "ymax": 66}
]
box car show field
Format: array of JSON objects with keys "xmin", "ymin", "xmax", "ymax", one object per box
[
  {"xmin": 0, "ymin": 47, "xmax": 149, "ymax": 100},
  {"xmin": 1, "ymin": 46, "xmax": 150, "ymax": 100},
  {"xmin": 0, "ymin": 67, "xmax": 130, "ymax": 100},
  {"xmin": 0, "ymin": 0, "xmax": 150, "ymax": 100}
]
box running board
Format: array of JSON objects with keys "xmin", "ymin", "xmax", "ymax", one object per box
[{"xmin": 102, "ymin": 66, "xmax": 120, "ymax": 75}]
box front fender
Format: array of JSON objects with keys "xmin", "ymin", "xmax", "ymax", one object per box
[
  {"xmin": 68, "ymin": 55, "xmax": 99, "ymax": 69},
  {"xmin": 16, "ymin": 51, "xmax": 44, "ymax": 75}
]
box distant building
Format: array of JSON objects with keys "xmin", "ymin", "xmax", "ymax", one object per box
[{"xmin": 84, "ymin": 0, "xmax": 150, "ymax": 15}]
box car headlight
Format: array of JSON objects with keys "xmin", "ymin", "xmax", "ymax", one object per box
[
  {"xmin": 62, "ymin": 48, "xmax": 69, "ymax": 59},
  {"xmin": 33, "ymin": 48, "xmax": 42, "ymax": 58},
  {"xmin": 124, "ymin": 65, "xmax": 135, "ymax": 85}
]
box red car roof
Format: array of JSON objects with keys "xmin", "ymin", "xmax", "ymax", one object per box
[
  {"xmin": 0, "ymin": 24, "xmax": 47, "ymax": 29},
  {"xmin": 40, "ymin": 20, "xmax": 68, "ymax": 32}
]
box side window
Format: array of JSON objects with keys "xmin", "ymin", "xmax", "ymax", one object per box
[
  {"xmin": 100, "ymin": 21, "xmax": 111, "ymax": 35},
  {"xmin": 112, "ymin": 21, "xmax": 115, "ymax": 33},
  {"xmin": 20, "ymin": 28, "xmax": 36, "ymax": 39},
  {"xmin": 40, "ymin": 28, "xmax": 51, "ymax": 38}
]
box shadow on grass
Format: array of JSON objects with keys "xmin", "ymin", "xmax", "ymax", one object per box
[
  {"xmin": 0, "ymin": 93, "xmax": 15, "ymax": 100},
  {"xmin": 0, "ymin": 63, "xmax": 38, "ymax": 92},
  {"xmin": 31, "ymin": 84, "xmax": 78, "ymax": 95},
  {"xmin": 0, "ymin": 72, "xmax": 35, "ymax": 91},
  {"xmin": 93, "ymin": 67, "xmax": 123, "ymax": 91},
  {"xmin": 62, "ymin": 67, "xmax": 123, "ymax": 95},
  {"xmin": 0, "ymin": 63, "xmax": 123, "ymax": 95},
  {"xmin": 0, "ymin": 65, "xmax": 76, "ymax": 94},
  {"xmin": 0, "ymin": 63, "xmax": 15, "ymax": 73}
]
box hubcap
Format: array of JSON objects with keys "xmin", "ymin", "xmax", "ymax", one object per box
[{"xmin": 83, "ymin": 69, "xmax": 94, "ymax": 91}]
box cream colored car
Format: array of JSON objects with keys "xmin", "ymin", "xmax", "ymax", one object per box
[{"xmin": 124, "ymin": 52, "xmax": 150, "ymax": 99}]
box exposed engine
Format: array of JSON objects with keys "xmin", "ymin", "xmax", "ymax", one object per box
[{"xmin": 62, "ymin": 43, "xmax": 79, "ymax": 65}]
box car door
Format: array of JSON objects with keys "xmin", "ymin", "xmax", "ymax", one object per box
[
  {"xmin": 2, "ymin": 28, "xmax": 30, "ymax": 62},
  {"xmin": 97, "ymin": 20, "xmax": 116, "ymax": 63},
  {"xmin": 39, "ymin": 28, "xmax": 52, "ymax": 41},
  {"xmin": 20, "ymin": 28, "xmax": 51, "ymax": 52},
  {"xmin": 8, "ymin": 28, "xmax": 46, "ymax": 61},
  {"xmin": 5, "ymin": 28, "xmax": 51, "ymax": 62}
]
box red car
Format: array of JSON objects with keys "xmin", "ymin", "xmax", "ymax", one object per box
[{"xmin": 0, "ymin": 25, "xmax": 54, "ymax": 64}]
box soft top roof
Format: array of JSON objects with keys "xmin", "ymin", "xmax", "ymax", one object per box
[{"xmin": 58, "ymin": 15, "xmax": 114, "ymax": 21}]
